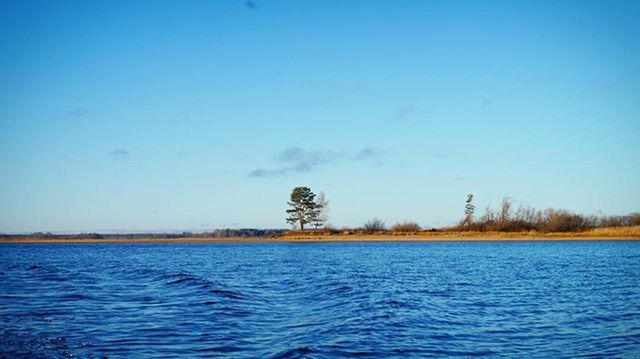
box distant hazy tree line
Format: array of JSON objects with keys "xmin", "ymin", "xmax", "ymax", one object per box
[
  {"xmin": 3, "ymin": 229, "xmax": 287, "ymax": 240},
  {"xmin": 456, "ymin": 195, "xmax": 640, "ymax": 233},
  {"xmin": 203, "ymin": 229, "xmax": 287, "ymax": 238}
]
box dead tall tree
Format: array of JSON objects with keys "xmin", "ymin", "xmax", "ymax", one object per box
[
  {"xmin": 312, "ymin": 191, "xmax": 329, "ymax": 229},
  {"xmin": 500, "ymin": 197, "xmax": 512, "ymax": 223}
]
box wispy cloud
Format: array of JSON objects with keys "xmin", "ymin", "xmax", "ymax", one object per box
[
  {"xmin": 173, "ymin": 151, "xmax": 190, "ymax": 160},
  {"xmin": 249, "ymin": 146, "xmax": 383, "ymax": 178},
  {"xmin": 299, "ymin": 80, "xmax": 372, "ymax": 97},
  {"xmin": 354, "ymin": 147, "xmax": 385, "ymax": 165},
  {"xmin": 67, "ymin": 106, "xmax": 88, "ymax": 118},
  {"xmin": 390, "ymin": 105, "xmax": 416, "ymax": 120},
  {"xmin": 249, "ymin": 147, "xmax": 338, "ymax": 178},
  {"xmin": 355, "ymin": 148, "xmax": 375, "ymax": 161},
  {"xmin": 248, "ymin": 168, "xmax": 288, "ymax": 178},
  {"xmin": 278, "ymin": 146, "xmax": 338, "ymax": 171},
  {"xmin": 109, "ymin": 148, "xmax": 129, "ymax": 160}
]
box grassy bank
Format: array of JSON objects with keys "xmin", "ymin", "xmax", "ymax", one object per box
[{"xmin": 281, "ymin": 226, "xmax": 640, "ymax": 240}]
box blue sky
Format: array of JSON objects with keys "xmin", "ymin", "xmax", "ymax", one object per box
[{"xmin": 1, "ymin": 0, "xmax": 639, "ymax": 233}]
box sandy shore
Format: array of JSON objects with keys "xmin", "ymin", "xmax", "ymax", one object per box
[{"xmin": 2, "ymin": 233, "xmax": 639, "ymax": 244}]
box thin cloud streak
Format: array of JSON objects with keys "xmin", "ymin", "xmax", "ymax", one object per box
[
  {"xmin": 109, "ymin": 148, "xmax": 129, "ymax": 160},
  {"xmin": 355, "ymin": 147, "xmax": 384, "ymax": 161},
  {"xmin": 249, "ymin": 146, "xmax": 384, "ymax": 178},
  {"xmin": 249, "ymin": 147, "xmax": 338, "ymax": 178},
  {"xmin": 390, "ymin": 105, "xmax": 416, "ymax": 120},
  {"xmin": 67, "ymin": 106, "xmax": 89, "ymax": 118}
]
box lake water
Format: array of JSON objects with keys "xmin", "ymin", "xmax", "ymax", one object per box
[{"xmin": 1, "ymin": 241, "xmax": 639, "ymax": 358}]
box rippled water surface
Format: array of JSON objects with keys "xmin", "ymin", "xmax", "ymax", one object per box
[{"xmin": 1, "ymin": 241, "xmax": 640, "ymax": 358}]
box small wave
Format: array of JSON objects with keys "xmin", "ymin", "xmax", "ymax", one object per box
[
  {"xmin": 273, "ymin": 345, "xmax": 314, "ymax": 359},
  {"xmin": 196, "ymin": 345, "xmax": 244, "ymax": 353},
  {"xmin": 40, "ymin": 274, "xmax": 67, "ymax": 282},
  {"xmin": 61, "ymin": 293, "xmax": 94, "ymax": 301},
  {"xmin": 454, "ymin": 281, "xmax": 480, "ymax": 287},
  {"xmin": 327, "ymin": 284, "xmax": 353, "ymax": 295},
  {"xmin": 210, "ymin": 288, "xmax": 243, "ymax": 300},
  {"xmin": 0, "ymin": 330, "xmax": 73, "ymax": 359},
  {"xmin": 158, "ymin": 271, "xmax": 245, "ymax": 300},
  {"xmin": 23, "ymin": 263, "xmax": 69, "ymax": 283},
  {"xmin": 167, "ymin": 276, "xmax": 199, "ymax": 286},
  {"xmin": 387, "ymin": 299, "xmax": 409, "ymax": 308},
  {"xmin": 162, "ymin": 272, "xmax": 213, "ymax": 290}
]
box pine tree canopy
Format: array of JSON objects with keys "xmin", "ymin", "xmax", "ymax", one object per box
[{"xmin": 285, "ymin": 187, "xmax": 319, "ymax": 230}]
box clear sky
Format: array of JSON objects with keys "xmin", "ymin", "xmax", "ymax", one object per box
[{"xmin": 1, "ymin": 0, "xmax": 639, "ymax": 233}]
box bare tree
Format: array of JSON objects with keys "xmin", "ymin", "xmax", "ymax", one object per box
[
  {"xmin": 312, "ymin": 191, "xmax": 329, "ymax": 229},
  {"xmin": 499, "ymin": 197, "xmax": 512, "ymax": 224},
  {"xmin": 480, "ymin": 204, "xmax": 496, "ymax": 223},
  {"xmin": 363, "ymin": 218, "xmax": 386, "ymax": 232}
]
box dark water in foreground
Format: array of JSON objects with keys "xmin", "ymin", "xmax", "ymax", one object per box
[{"xmin": 1, "ymin": 242, "xmax": 639, "ymax": 358}]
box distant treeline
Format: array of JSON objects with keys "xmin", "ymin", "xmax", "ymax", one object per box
[{"xmin": 0, "ymin": 229, "xmax": 287, "ymax": 240}]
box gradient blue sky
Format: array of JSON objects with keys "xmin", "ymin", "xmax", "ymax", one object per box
[{"xmin": 1, "ymin": 0, "xmax": 639, "ymax": 233}]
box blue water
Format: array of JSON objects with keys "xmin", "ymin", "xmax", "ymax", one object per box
[{"xmin": 1, "ymin": 242, "xmax": 639, "ymax": 358}]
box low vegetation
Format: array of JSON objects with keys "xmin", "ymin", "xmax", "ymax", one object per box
[
  {"xmin": 362, "ymin": 218, "xmax": 386, "ymax": 233},
  {"xmin": 450, "ymin": 197, "xmax": 640, "ymax": 233},
  {"xmin": 280, "ymin": 191, "xmax": 638, "ymax": 237},
  {"xmin": 391, "ymin": 221, "xmax": 422, "ymax": 232}
]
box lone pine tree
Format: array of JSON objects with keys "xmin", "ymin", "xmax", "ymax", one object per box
[{"xmin": 286, "ymin": 187, "xmax": 318, "ymax": 230}]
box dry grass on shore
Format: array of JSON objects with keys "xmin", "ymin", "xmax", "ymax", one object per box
[
  {"xmin": 2, "ymin": 226, "xmax": 638, "ymax": 244},
  {"xmin": 582, "ymin": 225, "xmax": 640, "ymax": 237},
  {"xmin": 281, "ymin": 226, "xmax": 640, "ymax": 241},
  {"xmin": 283, "ymin": 226, "xmax": 640, "ymax": 238}
]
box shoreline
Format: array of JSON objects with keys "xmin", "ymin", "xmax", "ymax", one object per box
[{"xmin": 2, "ymin": 234, "xmax": 639, "ymax": 244}]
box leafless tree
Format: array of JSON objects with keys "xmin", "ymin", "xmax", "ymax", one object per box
[
  {"xmin": 363, "ymin": 218, "xmax": 386, "ymax": 232},
  {"xmin": 313, "ymin": 191, "xmax": 329, "ymax": 229},
  {"xmin": 499, "ymin": 197, "xmax": 512, "ymax": 224}
]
